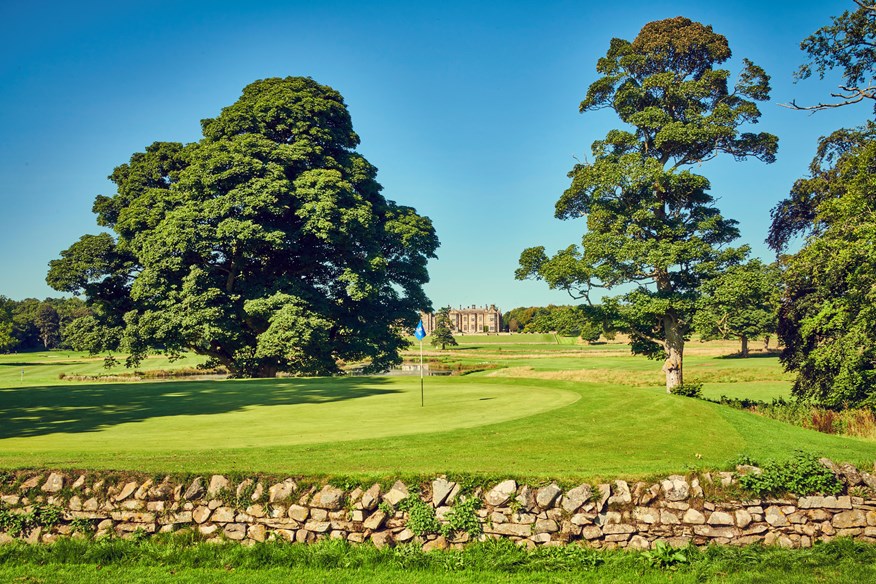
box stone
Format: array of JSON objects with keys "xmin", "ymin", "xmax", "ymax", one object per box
[
  {"xmin": 485, "ymin": 480, "xmax": 517, "ymax": 507},
  {"xmin": 607, "ymin": 481, "xmax": 632, "ymax": 506},
  {"xmin": 490, "ymin": 511, "xmax": 507, "ymax": 524},
  {"xmin": 735, "ymin": 509, "xmax": 753, "ymax": 528},
  {"xmin": 569, "ymin": 512, "xmax": 592, "ymax": 526},
  {"xmin": 531, "ymin": 533, "xmax": 552, "ymax": 544},
  {"xmin": 661, "ymin": 476, "xmax": 689, "ymax": 502},
  {"xmin": 212, "ymin": 507, "xmax": 235, "ymax": 523},
  {"xmin": 840, "ymin": 463, "xmax": 863, "ymax": 486},
  {"xmin": 207, "ymin": 475, "xmax": 229, "ymax": 498},
  {"xmin": 269, "ymin": 479, "xmax": 297, "ymax": 502},
  {"xmin": 296, "ymin": 529, "xmax": 315, "ymax": 543},
  {"xmin": 485, "ymin": 523, "xmax": 532, "ymax": 537},
  {"xmin": 248, "ymin": 524, "xmax": 267, "ymax": 542},
  {"xmin": 535, "ymin": 519, "xmax": 559, "ymax": 534},
  {"xmin": 693, "ymin": 525, "xmax": 737, "ymax": 538},
  {"xmin": 304, "ymin": 520, "xmax": 332, "ymax": 533},
  {"xmin": 682, "ymin": 508, "xmax": 706, "ymax": 525},
  {"xmin": 597, "ymin": 484, "xmax": 611, "ymax": 509},
  {"xmin": 833, "ymin": 510, "xmax": 867, "ymax": 529},
  {"xmin": 602, "ymin": 523, "xmax": 635, "ymax": 535},
  {"xmin": 113, "ymin": 481, "xmax": 138, "ymax": 502},
  {"xmin": 395, "ymin": 528, "xmax": 415, "ymax": 543},
  {"xmin": 582, "ymin": 525, "xmax": 603, "ymax": 540},
  {"xmin": 348, "ymin": 532, "xmax": 366, "ymax": 543},
  {"xmin": 1, "ymin": 495, "xmax": 20, "ymax": 506},
  {"xmin": 598, "ymin": 511, "xmax": 622, "ymax": 526},
  {"xmin": 311, "ymin": 485, "xmax": 345, "ymax": 510},
  {"xmin": 707, "ymin": 511, "xmax": 735, "ymax": 526},
  {"xmin": 371, "ymin": 531, "xmax": 393, "ymax": 549},
  {"xmin": 184, "ymin": 477, "xmax": 205, "ymax": 500},
  {"xmin": 536, "ymin": 484, "xmax": 562, "ymax": 508},
  {"xmin": 82, "ymin": 498, "xmax": 99, "ymax": 512},
  {"xmin": 562, "ymin": 485, "xmax": 593, "ymax": 514},
  {"xmin": 798, "ymin": 496, "xmax": 852, "ymax": 510},
  {"xmin": 41, "ymin": 473, "xmax": 64, "ymax": 493},
  {"xmin": 193, "ymin": 506, "xmax": 211, "ymax": 524},
  {"xmin": 432, "ymin": 478, "xmax": 457, "ymax": 507},
  {"xmin": 71, "ymin": 475, "xmax": 86, "ymax": 490},
  {"xmin": 361, "ymin": 484, "xmax": 381, "ymax": 510},
  {"xmin": 223, "ymin": 524, "xmax": 246, "ymax": 540},
  {"xmin": 310, "ymin": 508, "xmax": 328, "ymax": 521},
  {"xmin": 20, "ymin": 475, "xmax": 42, "ymax": 491},
  {"xmin": 134, "ymin": 480, "xmax": 153, "ymax": 500},
  {"xmin": 765, "ymin": 506, "xmax": 788, "ymax": 527},
  {"xmin": 287, "ymin": 505, "xmax": 308, "ymax": 522},
  {"xmin": 516, "ymin": 486, "xmax": 535, "ymax": 510},
  {"xmin": 423, "ymin": 535, "xmax": 449, "ymax": 552},
  {"xmin": 660, "ymin": 510, "xmax": 680, "ymax": 525},
  {"xmin": 632, "ymin": 507, "xmax": 659, "ymax": 524},
  {"xmin": 628, "ymin": 535, "xmax": 651, "ymax": 550},
  {"xmin": 383, "ymin": 481, "xmax": 410, "ymax": 507}
]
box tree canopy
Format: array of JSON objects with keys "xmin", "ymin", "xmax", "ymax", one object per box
[
  {"xmin": 48, "ymin": 77, "xmax": 439, "ymax": 377},
  {"xmin": 787, "ymin": 1, "xmax": 876, "ymax": 111},
  {"xmin": 693, "ymin": 259, "xmax": 781, "ymax": 357},
  {"xmin": 516, "ymin": 17, "xmax": 777, "ymax": 390},
  {"xmin": 769, "ymin": 2, "xmax": 876, "ymax": 407}
]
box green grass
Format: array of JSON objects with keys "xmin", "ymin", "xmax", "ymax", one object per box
[
  {"xmin": 0, "ymin": 373, "xmax": 873, "ymax": 478},
  {"xmin": 1, "ymin": 537, "xmax": 875, "ymax": 583},
  {"xmin": 0, "ymin": 351, "xmax": 208, "ymax": 388}
]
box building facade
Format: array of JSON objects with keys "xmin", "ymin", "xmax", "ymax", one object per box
[{"xmin": 420, "ymin": 304, "xmax": 502, "ymax": 335}]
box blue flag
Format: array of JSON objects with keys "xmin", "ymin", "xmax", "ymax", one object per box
[{"xmin": 414, "ymin": 320, "xmax": 426, "ymax": 340}]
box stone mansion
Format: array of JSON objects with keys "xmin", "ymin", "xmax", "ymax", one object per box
[{"xmin": 420, "ymin": 304, "xmax": 503, "ymax": 335}]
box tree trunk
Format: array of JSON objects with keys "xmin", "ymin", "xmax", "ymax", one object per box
[
  {"xmin": 763, "ymin": 335, "xmax": 770, "ymax": 351},
  {"xmin": 740, "ymin": 335, "xmax": 749, "ymax": 358},
  {"xmin": 662, "ymin": 315, "xmax": 684, "ymax": 393},
  {"xmin": 256, "ymin": 364, "xmax": 279, "ymax": 378}
]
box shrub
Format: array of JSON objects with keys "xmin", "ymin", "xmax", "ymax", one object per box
[
  {"xmin": 738, "ymin": 451, "xmax": 843, "ymax": 496},
  {"xmin": 670, "ymin": 383, "xmax": 703, "ymax": 399}
]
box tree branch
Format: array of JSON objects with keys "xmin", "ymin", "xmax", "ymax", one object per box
[{"xmin": 779, "ymin": 84, "xmax": 876, "ymax": 111}]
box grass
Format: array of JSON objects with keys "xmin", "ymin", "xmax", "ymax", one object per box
[
  {"xmin": 0, "ymin": 341, "xmax": 871, "ymax": 478},
  {"xmin": 0, "ymin": 373, "xmax": 873, "ymax": 478},
  {"xmin": 1, "ymin": 537, "xmax": 875, "ymax": 583}
]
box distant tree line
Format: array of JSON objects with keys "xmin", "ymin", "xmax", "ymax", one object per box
[{"xmin": 0, "ymin": 297, "xmax": 93, "ymax": 352}]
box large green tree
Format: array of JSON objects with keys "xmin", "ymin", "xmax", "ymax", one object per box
[
  {"xmin": 516, "ymin": 17, "xmax": 778, "ymax": 390},
  {"xmin": 693, "ymin": 259, "xmax": 782, "ymax": 357},
  {"xmin": 0, "ymin": 297, "xmax": 14, "ymax": 353},
  {"xmin": 769, "ymin": 2, "xmax": 876, "ymax": 407},
  {"xmin": 48, "ymin": 77, "xmax": 439, "ymax": 377}
]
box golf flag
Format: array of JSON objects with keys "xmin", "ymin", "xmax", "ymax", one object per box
[{"xmin": 414, "ymin": 320, "xmax": 426, "ymax": 340}]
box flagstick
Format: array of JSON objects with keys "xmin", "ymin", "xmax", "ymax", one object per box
[{"xmin": 420, "ymin": 338, "xmax": 424, "ymax": 407}]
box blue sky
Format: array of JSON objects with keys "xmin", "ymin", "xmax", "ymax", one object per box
[{"xmin": 0, "ymin": 0, "xmax": 869, "ymax": 312}]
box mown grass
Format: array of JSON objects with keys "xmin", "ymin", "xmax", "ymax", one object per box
[
  {"xmin": 0, "ymin": 373, "xmax": 873, "ymax": 478},
  {"xmin": 1, "ymin": 536, "xmax": 874, "ymax": 583}
]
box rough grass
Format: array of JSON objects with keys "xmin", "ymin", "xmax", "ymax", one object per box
[{"xmin": 1, "ymin": 536, "xmax": 875, "ymax": 583}]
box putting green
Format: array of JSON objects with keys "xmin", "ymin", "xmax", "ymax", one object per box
[{"xmin": 0, "ymin": 376, "xmax": 578, "ymax": 452}]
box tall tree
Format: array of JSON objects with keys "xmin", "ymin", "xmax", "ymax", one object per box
[
  {"xmin": 516, "ymin": 17, "xmax": 777, "ymax": 390},
  {"xmin": 0, "ymin": 297, "xmax": 15, "ymax": 353},
  {"xmin": 430, "ymin": 307, "xmax": 458, "ymax": 350},
  {"xmin": 34, "ymin": 302, "xmax": 61, "ymax": 349},
  {"xmin": 48, "ymin": 77, "xmax": 439, "ymax": 377},
  {"xmin": 769, "ymin": 2, "xmax": 876, "ymax": 407},
  {"xmin": 693, "ymin": 259, "xmax": 782, "ymax": 357}
]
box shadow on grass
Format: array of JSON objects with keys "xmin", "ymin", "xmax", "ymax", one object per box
[
  {"xmin": 717, "ymin": 352, "xmax": 782, "ymax": 360},
  {"xmin": 0, "ymin": 362, "xmax": 91, "ymax": 367},
  {"xmin": 0, "ymin": 377, "xmax": 398, "ymax": 439}
]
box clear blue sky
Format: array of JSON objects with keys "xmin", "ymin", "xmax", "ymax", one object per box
[{"xmin": 0, "ymin": 0, "xmax": 868, "ymax": 312}]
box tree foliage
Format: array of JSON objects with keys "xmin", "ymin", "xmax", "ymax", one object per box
[
  {"xmin": 772, "ymin": 139, "xmax": 876, "ymax": 406},
  {"xmin": 693, "ymin": 259, "xmax": 782, "ymax": 356},
  {"xmin": 516, "ymin": 17, "xmax": 777, "ymax": 389},
  {"xmin": 47, "ymin": 77, "xmax": 438, "ymax": 377},
  {"xmin": 787, "ymin": 1, "xmax": 876, "ymax": 111},
  {"xmin": 429, "ymin": 307, "xmax": 457, "ymax": 350}
]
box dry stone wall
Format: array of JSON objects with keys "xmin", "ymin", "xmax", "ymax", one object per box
[{"xmin": 2, "ymin": 463, "xmax": 876, "ymax": 550}]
